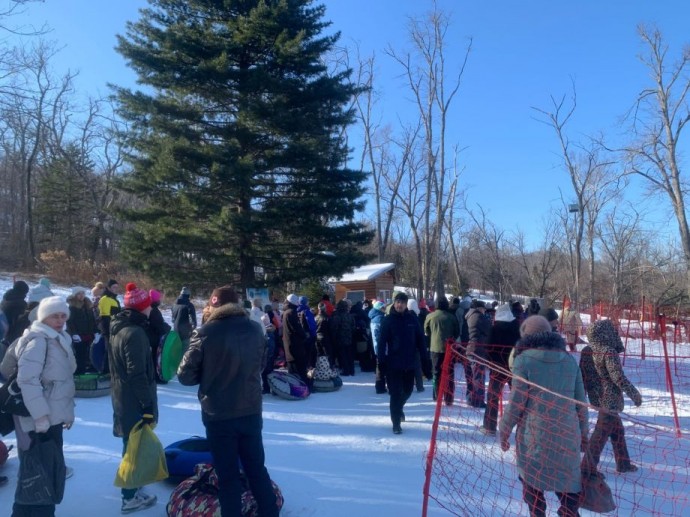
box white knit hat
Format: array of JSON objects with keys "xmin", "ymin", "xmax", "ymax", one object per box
[
  {"xmin": 37, "ymin": 296, "xmax": 70, "ymax": 323},
  {"xmin": 286, "ymin": 293, "xmax": 300, "ymax": 306}
]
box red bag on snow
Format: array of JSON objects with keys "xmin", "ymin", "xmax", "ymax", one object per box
[{"xmin": 166, "ymin": 463, "xmax": 284, "ymax": 517}]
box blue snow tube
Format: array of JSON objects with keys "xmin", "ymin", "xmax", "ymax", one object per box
[{"xmin": 165, "ymin": 437, "xmax": 214, "ymax": 480}]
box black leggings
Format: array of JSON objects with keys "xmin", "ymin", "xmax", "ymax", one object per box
[{"xmin": 522, "ymin": 481, "xmax": 580, "ymax": 517}]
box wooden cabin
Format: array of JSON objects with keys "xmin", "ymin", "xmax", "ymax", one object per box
[{"xmin": 331, "ymin": 263, "xmax": 396, "ymax": 304}]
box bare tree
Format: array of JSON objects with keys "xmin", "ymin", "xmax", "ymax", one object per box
[
  {"xmin": 0, "ymin": 42, "xmax": 74, "ymax": 265},
  {"xmin": 465, "ymin": 206, "xmax": 510, "ymax": 298},
  {"xmin": 389, "ymin": 122, "xmax": 426, "ymax": 297},
  {"xmin": 534, "ymin": 86, "xmax": 617, "ymax": 307},
  {"xmin": 44, "ymin": 96, "xmax": 124, "ymax": 261},
  {"xmin": 598, "ymin": 205, "xmax": 644, "ymax": 305},
  {"xmin": 351, "ymin": 50, "xmax": 400, "ymax": 261},
  {"xmin": 386, "ymin": 3, "xmax": 470, "ymax": 299},
  {"xmin": 511, "ymin": 214, "xmax": 563, "ymax": 300},
  {"xmin": 633, "ymin": 243, "xmax": 688, "ymax": 314},
  {"xmin": 444, "ymin": 146, "xmax": 467, "ymax": 293},
  {"xmin": 620, "ymin": 25, "xmax": 690, "ymax": 294}
]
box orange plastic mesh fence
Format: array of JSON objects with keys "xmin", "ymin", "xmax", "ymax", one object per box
[{"xmin": 423, "ymin": 337, "xmax": 690, "ymax": 517}]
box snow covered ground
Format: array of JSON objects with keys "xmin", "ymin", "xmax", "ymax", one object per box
[{"xmin": 0, "ymin": 274, "xmax": 688, "ymax": 516}]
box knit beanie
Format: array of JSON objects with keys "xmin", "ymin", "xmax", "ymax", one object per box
[
  {"xmin": 285, "ymin": 293, "xmax": 300, "ymax": 306},
  {"xmin": 37, "ymin": 296, "xmax": 70, "ymax": 323},
  {"xmin": 520, "ymin": 315, "xmax": 552, "ymax": 338},
  {"xmin": 107, "ymin": 279, "xmax": 119, "ymax": 288},
  {"xmin": 373, "ymin": 301, "xmax": 385, "ymax": 311},
  {"xmin": 210, "ymin": 285, "xmax": 238, "ymax": 307},
  {"xmin": 12, "ymin": 280, "xmax": 29, "ymax": 297},
  {"xmin": 394, "ymin": 291, "xmax": 408, "ymax": 303},
  {"xmin": 38, "ymin": 277, "xmax": 51, "ymax": 289},
  {"xmin": 180, "ymin": 286, "xmax": 191, "ymax": 296},
  {"xmin": 124, "ymin": 282, "xmax": 152, "ymax": 312}
]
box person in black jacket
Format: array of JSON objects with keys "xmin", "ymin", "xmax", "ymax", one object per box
[
  {"xmin": 330, "ymin": 299, "xmax": 355, "ymax": 376},
  {"xmin": 378, "ymin": 292, "xmax": 432, "ymax": 434},
  {"xmin": 481, "ymin": 304, "xmax": 521, "ymax": 435},
  {"xmin": 108, "ymin": 283, "xmax": 158, "ymax": 513},
  {"xmin": 466, "ymin": 300, "xmax": 491, "ymax": 408},
  {"xmin": 147, "ymin": 289, "xmax": 171, "ymax": 384},
  {"xmin": 282, "ymin": 293, "xmax": 309, "ymax": 385},
  {"xmin": 178, "ymin": 285, "xmax": 278, "ymax": 517},
  {"xmin": 97, "ymin": 279, "xmax": 121, "ymax": 339},
  {"xmin": 314, "ymin": 303, "xmax": 333, "ymax": 362},
  {"xmin": 172, "ymin": 287, "xmax": 197, "ymax": 352},
  {"xmin": 1, "ymin": 280, "xmax": 29, "ymax": 344},
  {"xmin": 67, "ymin": 286, "xmax": 98, "ymax": 374}
]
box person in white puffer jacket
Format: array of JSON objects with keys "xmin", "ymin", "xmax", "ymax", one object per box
[{"xmin": 13, "ymin": 295, "xmax": 76, "ymax": 515}]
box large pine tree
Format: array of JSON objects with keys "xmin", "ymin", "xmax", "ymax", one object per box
[{"xmin": 113, "ymin": 0, "xmax": 372, "ymax": 290}]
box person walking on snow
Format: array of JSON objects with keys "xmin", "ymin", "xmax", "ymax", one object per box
[
  {"xmin": 499, "ymin": 315, "xmax": 588, "ymax": 517},
  {"xmin": 582, "ymin": 319, "xmax": 642, "ymax": 474},
  {"xmin": 378, "ymin": 292, "xmax": 432, "ymax": 434}
]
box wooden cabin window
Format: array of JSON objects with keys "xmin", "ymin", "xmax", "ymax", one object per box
[{"xmin": 345, "ymin": 290, "xmax": 365, "ymax": 303}]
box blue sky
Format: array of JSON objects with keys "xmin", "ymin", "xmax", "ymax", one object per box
[{"xmin": 11, "ymin": 0, "xmax": 690, "ymax": 246}]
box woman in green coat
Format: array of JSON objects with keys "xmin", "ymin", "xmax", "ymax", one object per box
[{"xmin": 499, "ymin": 315, "xmax": 589, "ymax": 517}]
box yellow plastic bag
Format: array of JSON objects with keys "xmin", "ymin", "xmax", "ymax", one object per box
[{"xmin": 114, "ymin": 420, "xmax": 169, "ymax": 488}]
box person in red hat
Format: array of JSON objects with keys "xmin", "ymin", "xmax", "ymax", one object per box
[{"xmin": 108, "ymin": 282, "xmax": 158, "ymax": 514}]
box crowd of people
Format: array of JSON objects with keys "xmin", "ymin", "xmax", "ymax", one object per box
[{"xmin": 0, "ymin": 277, "xmax": 643, "ymax": 517}]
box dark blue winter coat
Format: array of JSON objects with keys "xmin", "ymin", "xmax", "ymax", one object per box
[{"xmin": 378, "ymin": 308, "xmax": 429, "ymax": 374}]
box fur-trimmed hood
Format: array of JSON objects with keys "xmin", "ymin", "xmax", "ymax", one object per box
[
  {"xmin": 514, "ymin": 330, "xmax": 566, "ymax": 360},
  {"xmin": 206, "ymin": 302, "xmax": 248, "ymax": 323},
  {"xmin": 67, "ymin": 294, "xmax": 93, "ymax": 310}
]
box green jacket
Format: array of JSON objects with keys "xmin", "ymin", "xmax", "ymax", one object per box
[{"xmin": 424, "ymin": 310, "xmax": 459, "ymax": 353}]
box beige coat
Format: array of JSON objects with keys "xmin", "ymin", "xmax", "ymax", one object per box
[
  {"xmin": 15, "ymin": 322, "xmax": 76, "ymax": 432},
  {"xmin": 562, "ymin": 309, "xmax": 582, "ymax": 338}
]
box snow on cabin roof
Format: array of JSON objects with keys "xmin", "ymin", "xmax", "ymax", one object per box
[{"xmin": 333, "ymin": 263, "xmax": 396, "ymax": 283}]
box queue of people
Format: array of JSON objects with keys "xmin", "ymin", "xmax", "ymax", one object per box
[{"xmin": 0, "ymin": 278, "xmax": 644, "ymax": 517}]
